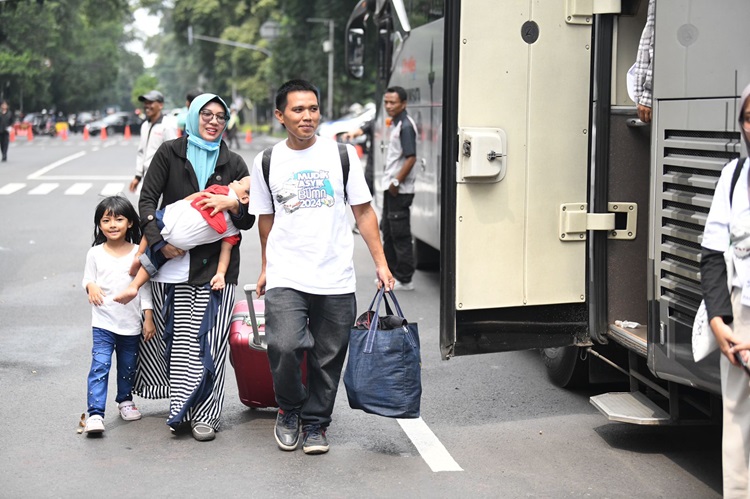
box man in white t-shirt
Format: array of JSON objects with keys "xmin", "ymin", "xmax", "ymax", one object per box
[
  {"xmin": 249, "ymin": 79, "xmax": 394, "ymax": 456},
  {"xmin": 129, "ymin": 90, "xmax": 179, "ymax": 193}
]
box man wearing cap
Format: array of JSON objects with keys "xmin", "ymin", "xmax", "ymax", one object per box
[{"xmin": 129, "ymin": 90, "xmax": 179, "ymax": 193}]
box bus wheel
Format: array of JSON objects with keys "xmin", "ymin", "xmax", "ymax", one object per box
[{"xmin": 540, "ymin": 346, "xmax": 588, "ymax": 388}]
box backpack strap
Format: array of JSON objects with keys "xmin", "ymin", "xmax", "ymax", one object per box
[
  {"xmin": 262, "ymin": 146, "xmax": 274, "ymax": 211},
  {"xmin": 338, "ymin": 143, "xmax": 350, "ymax": 204},
  {"xmin": 262, "ymin": 143, "xmax": 350, "ymax": 211},
  {"xmin": 729, "ymin": 156, "xmax": 746, "ymax": 208}
]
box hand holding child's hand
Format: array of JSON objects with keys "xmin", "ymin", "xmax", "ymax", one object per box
[{"xmin": 87, "ymin": 283, "xmax": 105, "ymax": 306}]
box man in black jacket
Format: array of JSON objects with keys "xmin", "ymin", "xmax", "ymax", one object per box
[{"xmin": 0, "ymin": 100, "xmax": 15, "ymax": 162}]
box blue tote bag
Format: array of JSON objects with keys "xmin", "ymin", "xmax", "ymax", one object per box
[{"xmin": 344, "ymin": 287, "xmax": 422, "ymax": 418}]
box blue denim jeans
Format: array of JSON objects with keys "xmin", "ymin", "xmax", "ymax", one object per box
[
  {"xmin": 265, "ymin": 287, "xmax": 356, "ymax": 428},
  {"xmin": 87, "ymin": 327, "xmax": 140, "ymax": 417}
]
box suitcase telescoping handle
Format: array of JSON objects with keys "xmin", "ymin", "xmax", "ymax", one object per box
[{"xmin": 243, "ymin": 284, "xmax": 262, "ymax": 347}]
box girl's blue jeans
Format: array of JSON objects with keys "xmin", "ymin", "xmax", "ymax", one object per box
[{"xmin": 87, "ymin": 327, "xmax": 140, "ymax": 417}]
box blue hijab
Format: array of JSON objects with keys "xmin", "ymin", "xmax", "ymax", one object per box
[{"xmin": 186, "ymin": 93, "xmax": 230, "ymax": 190}]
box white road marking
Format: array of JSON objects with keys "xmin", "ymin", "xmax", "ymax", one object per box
[
  {"xmin": 100, "ymin": 183, "xmax": 126, "ymax": 196},
  {"xmin": 30, "ymin": 175, "xmax": 132, "ymax": 180},
  {"xmin": 398, "ymin": 418, "xmax": 464, "ymax": 472},
  {"xmin": 65, "ymin": 183, "xmax": 93, "ymax": 195},
  {"xmin": 0, "ymin": 183, "xmax": 26, "ymax": 195},
  {"xmin": 27, "ymin": 151, "xmax": 86, "ymax": 180},
  {"xmin": 28, "ymin": 183, "xmax": 59, "ymax": 195}
]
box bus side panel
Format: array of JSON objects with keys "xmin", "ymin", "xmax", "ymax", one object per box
[
  {"xmin": 455, "ymin": 1, "xmax": 592, "ymax": 311},
  {"xmin": 649, "ymin": 0, "xmax": 750, "ymax": 395}
]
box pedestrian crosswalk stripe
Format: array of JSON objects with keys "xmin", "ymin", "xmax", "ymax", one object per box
[
  {"xmin": 100, "ymin": 183, "xmax": 125, "ymax": 196},
  {"xmin": 0, "ymin": 183, "xmax": 26, "ymax": 195},
  {"xmin": 65, "ymin": 183, "xmax": 93, "ymax": 195},
  {"xmin": 27, "ymin": 151, "xmax": 86, "ymax": 180},
  {"xmin": 28, "ymin": 183, "xmax": 59, "ymax": 195}
]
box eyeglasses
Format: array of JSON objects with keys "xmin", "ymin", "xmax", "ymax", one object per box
[{"xmin": 199, "ymin": 109, "xmax": 228, "ymax": 124}]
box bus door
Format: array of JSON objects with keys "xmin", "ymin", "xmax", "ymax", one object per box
[{"xmin": 440, "ymin": 1, "xmax": 619, "ymax": 358}]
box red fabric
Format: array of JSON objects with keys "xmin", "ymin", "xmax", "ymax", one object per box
[
  {"xmin": 190, "ymin": 184, "xmax": 230, "ymax": 235},
  {"xmin": 222, "ymin": 234, "xmax": 241, "ymax": 246}
]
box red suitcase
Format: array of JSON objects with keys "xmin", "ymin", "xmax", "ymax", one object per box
[{"xmin": 229, "ymin": 284, "xmax": 306, "ymax": 408}]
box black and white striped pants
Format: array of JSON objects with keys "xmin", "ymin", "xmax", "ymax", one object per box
[{"xmin": 133, "ymin": 281, "xmax": 235, "ymax": 430}]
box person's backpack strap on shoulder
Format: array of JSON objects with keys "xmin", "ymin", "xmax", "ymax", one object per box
[
  {"xmin": 729, "ymin": 156, "xmax": 747, "ymax": 208},
  {"xmin": 262, "ymin": 143, "xmax": 351, "ymax": 211},
  {"xmin": 338, "ymin": 143, "xmax": 350, "ymax": 204},
  {"xmin": 262, "ymin": 146, "xmax": 274, "ymax": 211}
]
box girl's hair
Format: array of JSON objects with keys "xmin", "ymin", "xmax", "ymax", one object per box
[{"xmin": 92, "ymin": 196, "xmax": 141, "ymax": 246}]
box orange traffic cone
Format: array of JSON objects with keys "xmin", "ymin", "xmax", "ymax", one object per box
[
  {"xmin": 176, "ymin": 128, "xmax": 182, "ymax": 138},
  {"xmin": 101, "ymin": 127, "xmax": 108, "ymax": 140},
  {"xmin": 83, "ymin": 127, "xmax": 90, "ymax": 140},
  {"xmin": 27, "ymin": 126, "xmax": 33, "ymax": 141},
  {"xmin": 124, "ymin": 125, "xmax": 131, "ymax": 140},
  {"xmin": 355, "ymin": 144, "xmax": 364, "ymax": 158},
  {"xmin": 9, "ymin": 127, "xmax": 15, "ymax": 143},
  {"xmin": 61, "ymin": 127, "xmax": 68, "ymax": 141},
  {"xmin": 245, "ymin": 128, "xmax": 253, "ymax": 144}
]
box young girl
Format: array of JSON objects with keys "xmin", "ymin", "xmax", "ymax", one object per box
[{"xmin": 81, "ymin": 196, "xmax": 155, "ymax": 435}]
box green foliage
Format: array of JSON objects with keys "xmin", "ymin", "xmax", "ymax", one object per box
[
  {"xmin": 131, "ymin": 74, "xmax": 159, "ymax": 108},
  {"xmin": 0, "ymin": 0, "xmax": 381, "ymax": 120},
  {"xmin": 0, "ymin": 0, "xmax": 135, "ymax": 114}
]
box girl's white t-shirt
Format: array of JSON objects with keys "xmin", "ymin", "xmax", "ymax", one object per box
[
  {"xmin": 82, "ymin": 244, "xmax": 152, "ymax": 336},
  {"xmin": 249, "ymin": 138, "xmax": 371, "ymax": 294}
]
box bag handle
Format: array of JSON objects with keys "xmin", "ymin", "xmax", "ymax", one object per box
[
  {"xmin": 364, "ymin": 288, "xmax": 386, "ymax": 353},
  {"xmin": 366, "ymin": 286, "xmax": 396, "ymax": 317},
  {"xmin": 243, "ymin": 284, "xmax": 262, "ymax": 346},
  {"xmin": 363, "ymin": 287, "xmax": 414, "ymax": 353}
]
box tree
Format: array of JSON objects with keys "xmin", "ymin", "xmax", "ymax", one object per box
[{"xmin": 0, "ymin": 0, "xmax": 137, "ymax": 113}]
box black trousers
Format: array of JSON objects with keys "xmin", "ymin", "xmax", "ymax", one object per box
[
  {"xmin": 381, "ymin": 192, "xmax": 415, "ymax": 283},
  {"xmin": 0, "ymin": 131, "xmax": 8, "ymax": 159}
]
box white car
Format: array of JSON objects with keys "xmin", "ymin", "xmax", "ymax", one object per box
[{"xmin": 317, "ymin": 102, "xmax": 376, "ymax": 142}]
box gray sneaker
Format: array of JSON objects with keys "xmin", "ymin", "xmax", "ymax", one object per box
[
  {"xmin": 274, "ymin": 408, "xmax": 300, "ymax": 451},
  {"xmin": 302, "ymin": 424, "xmax": 329, "ymax": 454}
]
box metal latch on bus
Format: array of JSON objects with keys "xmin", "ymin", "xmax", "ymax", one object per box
[
  {"xmin": 457, "ymin": 127, "xmax": 507, "ymax": 183},
  {"xmin": 559, "ymin": 202, "xmax": 637, "ymax": 241}
]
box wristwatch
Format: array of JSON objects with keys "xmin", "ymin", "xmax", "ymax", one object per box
[{"xmin": 391, "ymin": 179, "xmax": 400, "ymax": 188}]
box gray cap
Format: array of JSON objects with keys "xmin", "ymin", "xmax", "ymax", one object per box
[{"xmin": 138, "ymin": 90, "xmax": 164, "ymax": 103}]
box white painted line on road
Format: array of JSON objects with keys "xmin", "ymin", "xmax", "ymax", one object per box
[
  {"xmin": 0, "ymin": 183, "xmax": 26, "ymax": 195},
  {"xmin": 100, "ymin": 183, "xmax": 125, "ymax": 196},
  {"xmin": 35, "ymin": 175, "xmax": 131, "ymax": 181},
  {"xmin": 65, "ymin": 183, "xmax": 93, "ymax": 195},
  {"xmin": 398, "ymin": 418, "xmax": 464, "ymax": 472},
  {"xmin": 28, "ymin": 183, "xmax": 59, "ymax": 195},
  {"xmin": 27, "ymin": 151, "xmax": 86, "ymax": 180}
]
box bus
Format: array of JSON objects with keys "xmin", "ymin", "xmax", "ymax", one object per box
[{"xmin": 345, "ymin": 0, "xmax": 750, "ymax": 424}]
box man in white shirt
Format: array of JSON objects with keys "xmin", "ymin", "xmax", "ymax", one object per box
[
  {"xmin": 249, "ymin": 79, "xmax": 393, "ymax": 455},
  {"xmin": 129, "ymin": 90, "xmax": 178, "ymax": 193}
]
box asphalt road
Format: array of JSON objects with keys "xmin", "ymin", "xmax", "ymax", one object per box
[{"xmin": 0, "ymin": 133, "xmax": 723, "ymax": 498}]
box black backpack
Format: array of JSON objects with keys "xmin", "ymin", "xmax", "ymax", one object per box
[{"xmin": 261, "ymin": 143, "xmax": 350, "ymax": 211}]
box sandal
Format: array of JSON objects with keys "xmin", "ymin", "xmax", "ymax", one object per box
[{"xmin": 191, "ymin": 422, "xmax": 215, "ymax": 441}]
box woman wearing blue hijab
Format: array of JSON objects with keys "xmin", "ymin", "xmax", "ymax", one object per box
[{"xmin": 134, "ymin": 93, "xmax": 255, "ymax": 442}]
